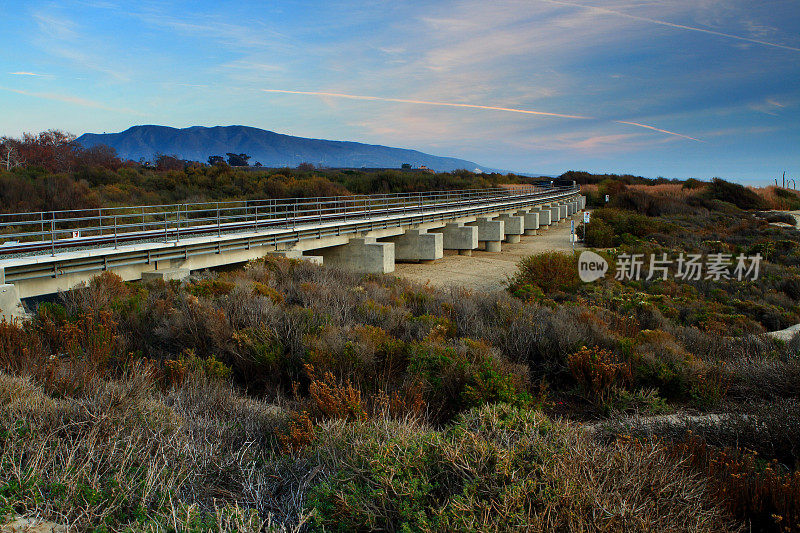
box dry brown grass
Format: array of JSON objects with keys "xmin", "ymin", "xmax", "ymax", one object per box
[
  {"xmin": 0, "ymin": 368, "xmax": 307, "ymax": 531},
  {"xmin": 750, "ymin": 185, "xmax": 800, "ymax": 211}
]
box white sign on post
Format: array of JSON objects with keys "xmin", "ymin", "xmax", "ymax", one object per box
[
  {"xmin": 72, "ymin": 230, "xmax": 81, "ymax": 239},
  {"xmin": 605, "ymin": 194, "xmax": 610, "ymax": 203},
  {"xmin": 584, "ymin": 212, "xmax": 591, "ymax": 224}
]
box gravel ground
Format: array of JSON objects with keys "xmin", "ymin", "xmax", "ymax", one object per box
[{"xmin": 394, "ymin": 216, "xmax": 584, "ymax": 292}]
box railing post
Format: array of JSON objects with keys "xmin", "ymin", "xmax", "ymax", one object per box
[
  {"xmin": 114, "ymin": 216, "xmax": 118, "ymax": 249},
  {"xmin": 98, "ymin": 208, "xmax": 102, "ymax": 236},
  {"xmin": 176, "ymin": 207, "xmax": 180, "ymax": 242},
  {"xmin": 293, "ymin": 199, "xmax": 297, "ymax": 230},
  {"xmin": 40, "ymin": 212, "xmax": 44, "ymax": 239},
  {"xmin": 217, "ymin": 203, "xmax": 221, "ymax": 237},
  {"xmin": 164, "ymin": 212, "xmax": 168, "ymax": 243},
  {"xmin": 50, "ymin": 215, "xmax": 55, "ymax": 257},
  {"xmin": 142, "ymin": 207, "xmax": 145, "ymax": 232},
  {"xmin": 255, "ymin": 204, "xmax": 259, "ymax": 229}
]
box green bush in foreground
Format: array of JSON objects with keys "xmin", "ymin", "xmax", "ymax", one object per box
[{"xmin": 305, "ymin": 404, "xmax": 734, "ymax": 532}]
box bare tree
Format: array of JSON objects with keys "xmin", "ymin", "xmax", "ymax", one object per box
[{"xmin": 0, "ymin": 138, "xmax": 23, "ymax": 171}]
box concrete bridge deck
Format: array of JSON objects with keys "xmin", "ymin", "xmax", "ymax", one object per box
[{"xmin": 0, "ymin": 185, "xmax": 585, "ymax": 319}]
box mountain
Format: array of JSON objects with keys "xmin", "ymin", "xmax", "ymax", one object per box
[{"xmin": 75, "ymin": 125, "xmax": 486, "ymax": 172}]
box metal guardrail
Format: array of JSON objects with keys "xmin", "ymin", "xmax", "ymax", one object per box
[{"xmin": 0, "ymin": 185, "xmax": 576, "ymax": 257}]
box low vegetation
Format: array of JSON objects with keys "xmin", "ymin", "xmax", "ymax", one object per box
[{"xmin": 1, "ymin": 168, "xmax": 799, "ymax": 531}]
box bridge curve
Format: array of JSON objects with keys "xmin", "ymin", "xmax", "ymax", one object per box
[{"xmin": 0, "ymin": 185, "xmax": 585, "ymax": 319}]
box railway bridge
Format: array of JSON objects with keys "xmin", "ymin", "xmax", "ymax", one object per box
[{"xmin": 0, "ymin": 184, "xmax": 585, "ymax": 320}]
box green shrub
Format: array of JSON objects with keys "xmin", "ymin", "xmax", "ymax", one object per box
[
  {"xmin": 707, "ymin": 178, "xmax": 767, "ymax": 210},
  {"xmin": 507, "ymin": 252, "xmax": 580, "ymax": 296},
  {"xmin": 305, "ymin": 404, "xmax": 733, "ymax": 532},
  {"xmin": 584, "ymin": 218, "xmax": 614, "ymax": 247}
]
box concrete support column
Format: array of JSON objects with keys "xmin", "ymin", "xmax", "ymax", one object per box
[
  {"xmin": 567, "ymin": 201, "xmax": 576, "ymax": 216},
  {"xmin": 432, "ymin": 223, "xmax": 478, "ymax": 256},
  {"xmin": 497, "ymin": 214, "xmax": 524, "ymax": 243},
  {"xmin": 515, "ymin": 209, "xmax": 540, "ymax": 236},
  {"xmin": 538, "ymin": 206, "xmax": 552, "ymax": 228},
  {"xmin": 468, "ymin": 217, "xmax": 504, "ymax": 252},
  {"xmin": 0, "ymin": 282, "xmax": 25, "ymax": 322},
  {"xmin": 550, "ymin": 204, "xmax": 561, "ymax": 224},
  {"xmin": 321, "ymin": 237, "xmax": 395, "ymax": 274},
  {"xmin": 141, "ymin": 268, "xmax": 191, "ymax": 282},
  {"xmin": 559, "ymin": 203, "xmax": 568, "ymax": 220},
  {"xmin": 384, "ymin": 229, "xmax": 443, "ymax": 263},
  {"xmin": 579, "ymin": 196, "xmax": 586, "ymax": 210}
]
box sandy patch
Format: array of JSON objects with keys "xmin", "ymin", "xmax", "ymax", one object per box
[{"xmin": 393, "ymin": 216, "xmax": 584, "ymax": 292}]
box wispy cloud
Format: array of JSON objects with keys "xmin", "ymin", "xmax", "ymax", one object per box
[
  {"xmin": 614, "ymin": 120, "xmax": 703, "ymax": 142},
  {"xmin": 31, "ymin": 11, "xmax": 130, "ymax": 81},
  {"xmin": 541, "ymin": 0, "xmax": 800, "ymax": 53},
  {"xmin": 262, "ymin": 88, "xmax": 702, "ymax": 142},
  {"xmin": 0, "ymin": 86, "xmax": 144, "ymax": 116},
  {"xmin": 263, "ymin": 89, "xmax": 591, "ymax": 119},
  {"xmin": 9, "ymin": 71, "xmax": 53, "ymax": 78}
]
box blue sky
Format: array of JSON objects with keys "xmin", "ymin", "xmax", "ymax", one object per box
[{"xmin": 0, "ymin": 0, "xmax": 798, "ymax": 183}]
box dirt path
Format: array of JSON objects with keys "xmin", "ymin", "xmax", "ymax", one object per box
[{"xmin": 394, "ymin": 217, "xmax": 584, "ymax": 291}]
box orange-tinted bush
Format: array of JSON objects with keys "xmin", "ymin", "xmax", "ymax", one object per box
[
  {"xmin": 669, "ymin": 435, "xmax": 800, "ymax": 532},
  {"xmin": 568, "ymin": 345, "xmax": 630, "ymax": 404},
  {"xmin": 305, "ymin": 364, "xmax": 367, "ymax": 421},
  {"xmin": 279, "ymin": 411, "xmax": 315, "ymax": 453}
]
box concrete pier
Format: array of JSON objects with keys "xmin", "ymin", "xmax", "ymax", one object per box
[
  {"xmin": 469, "ymin": 217, "xmax": 505, "ymax": 252},
  {"xmin": 320, "ymin": 237, "xmax": 395, "ymax": 274},
  {"xmin": 515, "ymin": 209, "xmax": 540, "ymax": 236},
  {"xmin": 497, "ymin": 214, "xmax": 524, "ymax": 243},
  {"xmin": 141, "ymin": 268, "xmax": 190, "ymax": 282},
  {"xmin": 559, "ymin": 204, "xmax": 568, "ymax": 220},
  {"xmin": 0, "ymin": 283, "xmax": 25, "ymax": 321},
  {"xmin": 384, "ymin": 229, "xmax": 443, "ymax": 262},
  {"xmin": 538, "ymin": 206, "xmax": 551, "ymax": 228},
  {"xmin": 432, "ymin": 223, "xmax": 478, "ymax": 256},
  {"xmin": 550, "ymin": 205, "xmax": 561, "ymax": 224}
]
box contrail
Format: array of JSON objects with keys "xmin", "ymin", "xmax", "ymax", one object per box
[
  {"xmin": 262, "ymin": 89, "xmax": 590, "ymax": 119},
  {"xmin": 541, "ymin": 0, "xmax": 800, "ymax": 53},
  {"xmin": 262, "ymin": 88, "xmax": 702, "ymax": 142},
  {"xmin": 615, "ymin": 121, "xmax": 703, "ymax": 142}
]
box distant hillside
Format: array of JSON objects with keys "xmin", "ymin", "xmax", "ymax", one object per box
[{"xmin": 75, "ymin": 125, "xmax": 486, "ymax": 172}]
